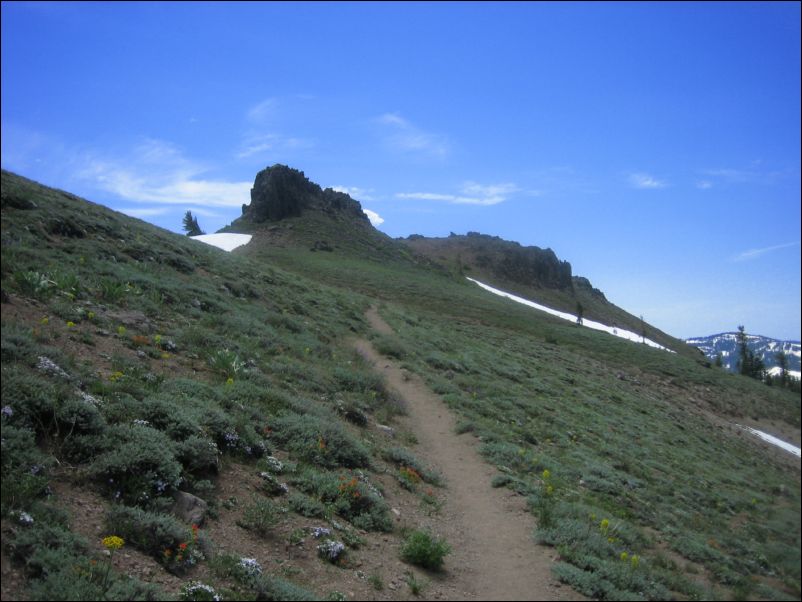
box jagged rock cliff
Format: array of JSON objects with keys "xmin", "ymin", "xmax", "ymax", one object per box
[{"xmin": 241, "ymin": 165, "xmax": 369, "ymax": 223}]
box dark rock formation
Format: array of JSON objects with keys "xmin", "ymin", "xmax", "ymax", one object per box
[
  {"xmin": 573, "ymin": 276, "xmax": 607, "ymax": 300},
  {"xmin": 242, "ymin": 164, "xmax": 369, "ymax": 224}
]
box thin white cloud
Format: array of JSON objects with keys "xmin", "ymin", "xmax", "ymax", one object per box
[
  {"xmin": 331, "ymin": 185, "xmax": 375, "ymax": 202},
  {"xmin": 376, "ymin": 112, "xmax": 450, "ymax": 158},
  {"xmin": 117, "ymin": 207, "xmax": 170, "ymax": 218},
  {"xmin": 363, "ymin": 209, "xmax": 384, "ymax": 226},
  {"xmin": 236, "ymin": 132, "xmax": 315, "ymax": 160},
  {"xmin": 628, "ymin": 172, "xmax": 667, "ymax": 189},
  {"xmin": 696, "ymin": 180, "xmax": 713, "ymax": 189},
  {"xmin": 396, "ymin": 181, "xmax": 520, "ymax": 206},
  {"xmin": 699, "ymin": 165, "xmax": 795, "ymax": 186},
  {"xmin": 733, "ymin": 241, "xmax": 800, "ymax": 262},
  {"xmin": 79, "ymin": 139, "xmax": 251, "ymax": 208},
  {"xmin": 246, "ymin": 97, "xmax": 278, "ymax": 123}
]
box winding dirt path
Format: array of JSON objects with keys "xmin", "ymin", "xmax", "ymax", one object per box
[{"xmin": 355, "ymin": 307, "xmax": 582, "ymax": 601}]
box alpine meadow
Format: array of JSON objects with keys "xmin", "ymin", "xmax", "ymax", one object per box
[
  {"xmin": 1, "ymin": 166, "xmax": 799, "ymax": 601},
  {"xmin": 2, "ymin": 3, "xmax": 800, "ymax": 602}
]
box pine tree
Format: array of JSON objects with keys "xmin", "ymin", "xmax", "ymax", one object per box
[
  {"xmin": 775, "ymin": 350, "xmax": 789, "ymax": 388},
  {"xmin": 182, "ymin": 211, "xmax": 204, "ymax": 236},
  {"xmin": 736, "ymin": 325, "xmax": 765, "ymax": 381}
]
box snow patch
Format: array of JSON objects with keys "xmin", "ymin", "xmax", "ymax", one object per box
[
  {"xmin": 467, "ymin": 277, "xmax": 673, "ymax": 352},
  {"xmin": 767, "ymin": 366, "xmax": 802, "ymax": 380},
  {"xmin": 190, "ymin": 233, "xmax": 252, "ymax": 252},
  {"xmin": 737, "ymin": 425, "xmax": 801, "ymax": 458}
]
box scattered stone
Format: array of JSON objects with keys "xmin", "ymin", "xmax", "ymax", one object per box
[
  {"xmin": 36, "ymin": 356, "xmax": 71, "ymax": 380},
  {"xmin": 171, "ymin": 490, "xmax": 208, "ymax": 526},
  {"xmin": 376, "ymin": 424, "xmax": 395, "ymax": 437}
]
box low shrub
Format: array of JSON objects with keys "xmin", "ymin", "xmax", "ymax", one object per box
[
  {"xmin": 107, "ymin": 505, "xmax": 204, "ymax": 573},
  {"xmin": 382, "ymin": 447, "xmax": 442, "ymax": 485},
  {"xmin": 400, "ymin": 530, "xmax": 451, "ymax": 571},
  {"xmin": 271, "ymin": 413, "xmax": 371, "ymax": 469},
  {"xmin": 175, "ymin": 435, "xmax": 220, "ymax": 476},
  {"xmin": 90, "ymin": 424, "xmax": 182, "ymax": 506},
  {"xmin": 237, "ymin": 497, "xmax": 286, "ymax": 535}
]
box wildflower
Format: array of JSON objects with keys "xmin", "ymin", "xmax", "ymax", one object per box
[
  {"xmin": 1, "ymin": 405, "xmax": 13, "ymax": 419},
  {"xmin": 40, "ymin": 316, "xmax": 49, "ymax": 325},
  {"xmin": 161, "ymin": 352, "xmax": 171, "ymax": 360},
  {"xmin": 542, "ymin": 469, "xmax": 551, "ymax": 480},
  {"xmin": 312, "ymin": 527, "xmax": 332, "ymax": 539},
  {"xmin": 66, "ymin": 321, "xmax": 76, "ymax": 328},
  {"xmin": 154, "ymin": 334, "xmax": 162, "ymax": 345},
  {"xmin": 109, "ymin": 371, "xmax": 124, "ymax": 382},
  {"xmin": 620, "ymin": 551, "xmax": 629, "ymax": 562},
  {"xmin": 631, "ymin": 554, "xmax": 640, "ymax": 569},
  {"xmin": 181, "ymin": 582, "xmax": 222, "ymax": 602},
  {"xmin": 226, "ymin": 377, "xmax": 234, "ymax": 386},
  {"xmin": 238, "ymin": 557, "xmax": 262, "ymax": 578},
  {"xmin": 317, "ymin": 539, "xmax": 345, "ymax": 562},
  {"xmin": 600, "ymin": 518, "xmax": 610, "ymax": 533},
  {"xmin": 102, "ymin": 535, "xmax": 125, "ymax": 550},
  {"xmin": 545, "ymin": 484, "xmax": 554, "ymax": 496},
  {"xmin": 117, "ymin": 326, "xmax": 126, "ymax": 336},
  {"xmin": 87, "ymin": 311, "xmax": 95, "ymax": 320},
  {"xmin": 12, "ymin": 510, "xmax": 34, "ymax": 525},
  {"xmin": 318, "ymin": 436, "xmax": 326, "ymax": 451},
  {"xmin": 179, "ymin": 542, "xmax": 188, "ymax": 551},
  {"xmin": 164, "ymin": 549, "xmax": 173, "ymax": 558}
]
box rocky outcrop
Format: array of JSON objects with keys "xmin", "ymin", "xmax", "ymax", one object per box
[{"xmin": 241, "ymin": 164, "xmax": 369, "ymax": 224}]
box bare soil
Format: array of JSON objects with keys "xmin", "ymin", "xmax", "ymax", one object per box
[{"xmin": 354, "ymin": 306, "xmax": 583, "ymax": 601}]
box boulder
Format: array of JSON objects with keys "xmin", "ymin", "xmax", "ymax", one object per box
[{"xmin": 172, "ymin": 490, "xmax": 208, "ymax": 526}]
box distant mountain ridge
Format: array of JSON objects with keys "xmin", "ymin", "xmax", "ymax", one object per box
[{"xmin": 686, "ymin": 332, "xmax": 801, "ymax": 377}]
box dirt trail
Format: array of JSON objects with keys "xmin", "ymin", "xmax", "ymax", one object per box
[{"xmin": 355, "ymin": 307, "xmax": 582, "ymax": 601}]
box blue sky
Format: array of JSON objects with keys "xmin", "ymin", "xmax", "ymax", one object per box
[{"xmin": 3, "ymin": 2, "xmax": 800, "ymax": 340}]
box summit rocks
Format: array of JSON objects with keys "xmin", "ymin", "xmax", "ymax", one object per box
[{"xmin": 242, "ymin": 164, "xmax": 369, "ymax": 224}]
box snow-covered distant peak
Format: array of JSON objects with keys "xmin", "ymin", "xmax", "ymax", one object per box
[
  {"xmin": 190, "ymin": 233, "xmax": 252, "ymax": 252},
  {"xmin": 467, "ymin": 277, "xmax": 672, "ymax": 352}
]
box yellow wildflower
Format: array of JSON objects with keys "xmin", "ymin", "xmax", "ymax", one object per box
[
  {"xmin": 102, "ymin": 535, "xmax": 124, "ymax": 550},
  {"xmin": 631, "ymin": 554, "xmax": 640, "ymax": 569},
  {"xmin": 542, "ymin": 469, "xmax": 551, "ymax": 480},
  {"xmin": 620, "ymin": 551, "xmax": 629, "ymax": 562},
  {"xmin": 41, "ymin": 316, "xmax": 49, "ymax": 325},
  {"xmin": 226, "ymin": 377, "xmax": 234, "ymax": 386},
  {"xmin": 66, "ymin": 321, "xmax": 76, "ymax": 328}
]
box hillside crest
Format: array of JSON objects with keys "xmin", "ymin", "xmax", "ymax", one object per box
[{"xmin": 241, "ymin": 164, "xmax": 369, "ymax": 224}]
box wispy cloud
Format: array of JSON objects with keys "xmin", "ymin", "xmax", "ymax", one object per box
[
  {"xmin": 238, "ymin": 97, "xmax": 316, "ymax": 160},
  {"xmin": 376, "ymin": 112, "xmax": 450, "ymax": 158},
  {"xmin": 331, "ymin": 185, "xmax": 375, "ymax": 202},
  {"xmin": 117, "ymin": 207, "xmax": 170, "ymax": 218},
  {"xmin": 363, "ymin": 209, "xmax": 384, "ymax": 226},
  {"xmin": 627, "ymin": 172, "xmax": 668, "ymax": 189},
  {"xmin": 79, "ymin": 139, "xmax": 251, "ymax": 208},
  {"xmin": 699, "ymin": 164, "xmax": 797, "ymax": 186},
  {"xmin": 696, "ymin": 180, "xmax": 713, "ymax": 190},
  {"xmin": 236, "ymin": 133, "xmax": 315, "ymax": 160},
  {"xmin": 733, "ymin": 241, "xmax": 800, "ymax": 262},
  {"xmin": 396, "ymin": 181, "xmax": 520, "ymax": 206},
  {"xmin": 246, "ymin": 97, "xmax": 278, "ymax": 123}
]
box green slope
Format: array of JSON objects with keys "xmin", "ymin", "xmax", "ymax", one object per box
[{"xmin": 2, "ymin": 169, "xmax": 800, "ymax": 601}]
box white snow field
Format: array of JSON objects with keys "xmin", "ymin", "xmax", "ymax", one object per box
[
  {"xmin": 467, "ymin": 277, "xmax": 672, "ymax": 352},
  {"xmin": 190, "ymin": 233, "xmax": 252, "ymax": 252},
  {"xmin": 737, "ymin": 425, "xmax": 801, "ymax": 458}
]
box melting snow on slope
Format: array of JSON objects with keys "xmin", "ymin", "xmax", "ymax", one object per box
[
  {"xmin": 467, "ymin": 277, "xmax": 673, "ymax": 352},
  {"xmin": 190, "ymin": 233, "xmax": 252, "ymax": 252},
  {"xmin": 767, "ymin": 366, "xmax": 802, "ymax": 381},
  {"xmin": 737, "ymin": 425, "xmax": 802, "ymax": 458}
]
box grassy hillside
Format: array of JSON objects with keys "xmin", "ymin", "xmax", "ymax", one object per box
[
  {"xmin": 2, "ymin": 170, "xmax": 800, "ymax": 601},
  {"xmin": 399, "ymin": 232, "xmax": 684, "ymax": 353}
]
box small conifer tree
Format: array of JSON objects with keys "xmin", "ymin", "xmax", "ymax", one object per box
[{"xmin": 182, "ymin": 211, "xmax": 204, "ymax": 236}]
